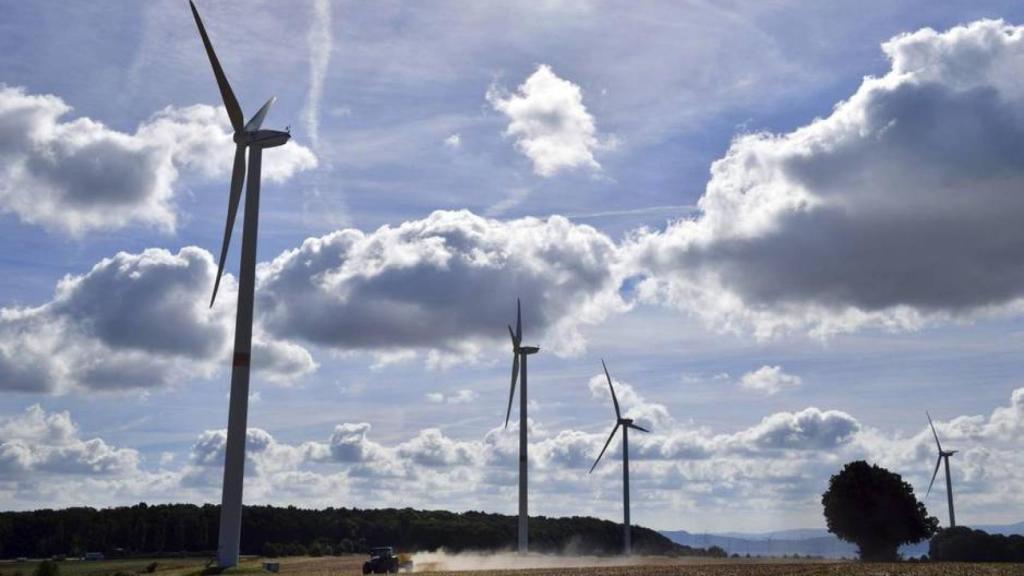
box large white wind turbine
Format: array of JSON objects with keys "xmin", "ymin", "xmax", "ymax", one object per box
[
  {"xmin": 926, "ymin": 412, "xmax": 957, "ymax": 528},
  {"xmin": 189, "ymin": 1, "xmax": 292, "ymax": 567},
  {"xmin": 504, "ymin": 298, "xmax": 539, "ymax": 554},
  {"xmin": 590, "ymin": 360, "xmax": 650, "ymax": 555}
]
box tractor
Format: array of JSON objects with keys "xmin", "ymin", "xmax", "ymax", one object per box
[{"xmin": 362, "ymin": 546, "xmax": 412, "ymax": 574}]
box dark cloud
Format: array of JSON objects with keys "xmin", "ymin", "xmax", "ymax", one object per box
[
  {"xmin": 632, "ymin": 20, "xmax": 1024, "ymax": 335},
  {"xmin": 258, "ymin": 210, "xmax": 625, "ymax": 356},
  {"xmin": 56, "ymin": 249, "xmax": 226, "ymax": 358},
  {"xmin": 0, "ymin": 247, "xmax": 314, "ymax": 393},
  {"xmin": 0, "ymin": 87, "xmax": 315, "ymax": 235}
]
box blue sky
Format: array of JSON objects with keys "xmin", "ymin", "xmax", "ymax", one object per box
[{"xmin": 3, "ymin": 0, "xmax": 1024, "ymax": 534}]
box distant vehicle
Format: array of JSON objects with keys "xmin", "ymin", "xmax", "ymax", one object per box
[
  {"xmin": 83, "ymin": 553, "xmax": 104, "ymax": 561},
  {"xmin": 362, "ymin": 546, "xmax": 412, "ymax": 574}
]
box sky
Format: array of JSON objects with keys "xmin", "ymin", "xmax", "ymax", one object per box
[{"xmin": 2, "ymin": 0, "xmax": 1024, "ymax": 534}]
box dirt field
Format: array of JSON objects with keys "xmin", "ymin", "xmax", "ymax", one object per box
[
  {"xmin": 3, "ymin": 556, "xmax": 1023, "ymax": 576},
  {"xmin": 0, "ymin": 558, "xmax": 215, "ymax": 576}
]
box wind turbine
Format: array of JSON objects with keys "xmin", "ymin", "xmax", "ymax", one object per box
[
  {"xmin": 926, "ymin": 411, "xmax": 957, "ymax": 528},
  {"xmin": 504, "ymin": 298, "xmax": 539, "ymax": 554},
  {"xmin": 589, "ymin": 360, "xmax": 650, "ymax": 555},
  {"xmin": 189, "ymin": 1, "xmax": 291, "ymax": 568}
]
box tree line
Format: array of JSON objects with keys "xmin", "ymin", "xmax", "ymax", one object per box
[
  {"xmin": 0, "ymin": 503, "xmax": 724, "ymax": 559},
  {"xmin": 930, "ymin": 527, "xmax": 1024, "ymax": 562}
]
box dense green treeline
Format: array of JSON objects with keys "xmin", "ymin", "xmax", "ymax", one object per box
[
  {"xmin": 0, "ymin": 503, "xmax": 718, "ymax": 559},
  {"xmin": 929, "ymin": 526, "xmax": 1024, "ymax": 562}
]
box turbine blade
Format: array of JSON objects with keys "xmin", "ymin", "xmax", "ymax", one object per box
[
  {"xmin": 244, "ymin": 96, "xmax": 276, "ymax": 132},
  {"xmin": 190, "ymin": 0, "xmax": 244, "ymax": 132},
  {"xmin": 504, "ymin": 354, "xmax": 519, "ymax": 429},
  {"xmin": 516, "ymin": 298, "xmax": 522, "ymax": 344},
  {"xmin": 927, "ymin": 411, "xmax": 943, "ymax": 452},
  {"xmin": 508, "ymin": 325, "xmax": 518, "ymax": 349},
  {"xmin": 210, "ymin": 144, "xmax": 246, "ymax": 307},
  {"xmin": 602, "ymin": 359, "xmax": 621, "ymax": 419},
  {"xmin": 926, "ymin": 455, "xmax": 942, "ymax": 498},
  {"xmin": 628, "ymin": 423, "xmax": 651, "ymax": 433},
  {"xmin": 590, "ymin": 423, "xmax": 620, "ymax": 474}
]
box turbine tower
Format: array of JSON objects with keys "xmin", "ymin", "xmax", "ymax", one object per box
[
  {"xmin": 504, "ymin": 298, "xmax": 539, "ymax": 554},
  {"xmin": 926, "ymin": 411, "xmax": 957, "ymax": 528},
  {"xmin": 590, "ymin": 360, "xmax": 650, "ymax": 555},
  {"xmin": 189, "ymin": 1, "xmax": 291, "ymax": 567}
]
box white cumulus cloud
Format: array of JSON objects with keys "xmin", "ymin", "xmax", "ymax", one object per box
[
  {"xmin": 629, "ymin": 20, "xmax": 1024, "ymax": 338},
  {"xmin": 0, "ymin": 405, "xmax": 138, "ymax": 476},
  {"xmin": 0, "ymin": 86, "xmax": 316, "ymax": 235},
  {"xmin": 0, "ymin": 247, "xmax": 315, "ymax": 394},
  {"xmin": 3, "ymin": 387, "xmax": 1024, "ymax": 525},
  {"xmin": 487, "ymin": 65, "xmax": 608, "ymax": 177},
  {"xmin": 257, "ymin": 210, "xmax": 628, "ymax": 358},
  {"xmin": 739, "ymin": 365, "xmax": 802, "ymax": 395}
]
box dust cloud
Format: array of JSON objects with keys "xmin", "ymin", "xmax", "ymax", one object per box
[{"xmin": 410, "ymin": 549, "xmax": 650, "ymax": 572}]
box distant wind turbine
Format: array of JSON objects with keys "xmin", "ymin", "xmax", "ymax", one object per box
[
  {"xmin": 189, "ymin": 1, "xmax": 292, "ymax": 568},
  {"xmin": 504, "ymin": 298, "xmax": 539, "ymax": 554},
  {"xmin": 590, "ymin": 360, "xmax": 650, "ymax": 555},
  {"xmin": 926, "ymin": 411, "xmax": 957, "ymax": 528}
]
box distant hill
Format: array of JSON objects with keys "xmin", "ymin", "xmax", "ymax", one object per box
[
  {"xmin": 0, "ymin": 503, "xmax": 719, "ymax": 559},
  {"xmin": 662, "ymin": 530, "xmax": 856, "ymax": 558},
  {"xmin": 662, "ymin": 523, "xmax": 1024, "ymax": 559},
  {"xmin": 980, "ymin": 522, "xmax": 1024, "ymax": 536},
  {"xmin": 712, "ymin": 528, "xmax": 838, "ymax": 541}
]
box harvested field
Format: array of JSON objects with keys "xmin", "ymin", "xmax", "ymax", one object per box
[{"xmin": 4, "ymin": 556, "xmax": 1021, "ymax": 576}]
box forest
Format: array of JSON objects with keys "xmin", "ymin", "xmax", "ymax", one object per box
[{"xmin": 0, "ymin": 503, "xmax": 724, "ymax": 559}]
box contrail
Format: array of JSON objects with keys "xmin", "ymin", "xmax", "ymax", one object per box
[
  {"xmin": 304, "ymin": 0, "xmax": 332, "ymax": 149},
  {"xmin": 567, "ymin": 204, "xmax": 698, "ymax": 220}
]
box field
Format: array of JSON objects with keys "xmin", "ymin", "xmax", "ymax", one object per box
[
  {"xmin": 0, "ymin": 558, "xmax": 217, "ymax": 576},
  {"xmin": 3, "ymin": 556, "xmax": 1024, "ymax": 576}
]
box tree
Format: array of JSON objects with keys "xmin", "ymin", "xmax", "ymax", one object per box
[
  {"xmin": 822, "ymin": 460, "xmax": 938, "ymax": 561},
  {"xmin": 33, "ymin": 562, "xmax": 59, "ymax": 576},
  {"xmin": 706, "ymin": 546, "xmax": 727, "ymax": 558}
]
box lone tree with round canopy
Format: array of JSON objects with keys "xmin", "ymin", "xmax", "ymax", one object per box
[{"xmin": 822, "ymin": 460, "xmax": 938, "ymax": 561}]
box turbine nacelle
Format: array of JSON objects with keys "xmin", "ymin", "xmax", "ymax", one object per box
[
  {"xmin": 243, "ymin": 129, "xmax": 291, "ymax": 148},
  {"xmin": 618, "ymin": 418, "xmax": 650, "ymax": 433}
]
